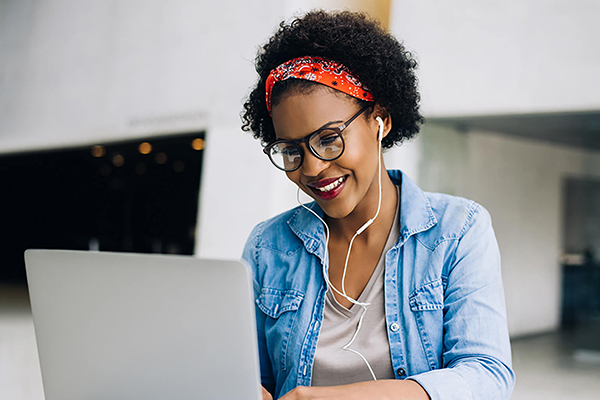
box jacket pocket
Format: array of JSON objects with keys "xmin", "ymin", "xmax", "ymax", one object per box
[
  {"xmin": 409, "ymin": 279, "xmax": 443, "ymax": 370},
  {"xmin": 256, "ymin": 288, "xmax": 304, "ymax": 371},
  {"xmin": 409, "ymin": 279, "xmax": 444, "ymax": 311}
]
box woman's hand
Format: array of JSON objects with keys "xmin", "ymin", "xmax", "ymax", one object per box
[
  {"xmin": 278, "ymin": 379, "xmax": 430, "ymax": 400},
  {"xmin": 262, "ymin": 385, "xmax": 274, "ymax": 400}
]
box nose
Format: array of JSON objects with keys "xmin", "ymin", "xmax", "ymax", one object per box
[{"xmin": 301, "ymin": 149, "xmax": 329, "ymax": 177}]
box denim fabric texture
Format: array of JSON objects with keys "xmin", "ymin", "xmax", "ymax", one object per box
[{"xmin": 242, "ymin": 170, "xmax": 515, "ymax": 400}]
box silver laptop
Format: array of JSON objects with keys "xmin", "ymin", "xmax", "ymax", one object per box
[{"xmin": 24, "ymin": 249, "xmax": 261, "ymax": 400}]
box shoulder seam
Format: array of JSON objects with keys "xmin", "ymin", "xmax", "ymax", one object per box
[{"xmin": 458, "ymin": 201, "xmax": 481, "ymax": 238}]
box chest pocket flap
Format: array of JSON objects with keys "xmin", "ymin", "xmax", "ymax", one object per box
[
  {"xmin": 256, "ymin": 288, "xmax": 304, "ymax": 318},
  {"xmin": 409, "ymin": 279, "xmax": 444, "ymax": 311}
]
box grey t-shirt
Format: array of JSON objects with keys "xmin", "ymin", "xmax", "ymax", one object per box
[{"xmin": 311, "ymin": 186, "xmax": 400, "ymax": 386}]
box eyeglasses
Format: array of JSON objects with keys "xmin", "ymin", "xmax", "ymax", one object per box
[{"xmin": 264, "ymin": 105, "xmax": 370, "ymax": 172}]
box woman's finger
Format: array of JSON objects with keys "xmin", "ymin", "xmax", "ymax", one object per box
[{"xmin": 262, "ymin": 385, "xmax": 273, "ymax": 400}]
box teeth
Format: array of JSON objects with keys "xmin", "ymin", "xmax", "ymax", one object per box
[{"xmin": 316, "ymin": 177, "xmax": 344, "ymax": 192}]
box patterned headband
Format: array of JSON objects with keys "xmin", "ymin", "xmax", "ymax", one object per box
[{"xmin": 265, "ymin": 56, "xmax": 374, "ymax": 112}]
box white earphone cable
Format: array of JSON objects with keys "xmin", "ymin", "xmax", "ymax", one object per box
[
  {"xmin": 341, "ymin": 123, "xmax": 383, "ymax": 296},
  {"xmin": 295, "ymin": 115, "xmax": 385, "ymax": 381}
]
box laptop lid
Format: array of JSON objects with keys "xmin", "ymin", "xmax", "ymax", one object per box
[{"xmin": 24, "ymin": 249, "xmax": 261, "ymax": 400}]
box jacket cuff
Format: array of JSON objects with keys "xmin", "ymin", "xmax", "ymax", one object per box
[{"xmin": 409, "ymin": 369, "xmax": 472, "ymax": 400}]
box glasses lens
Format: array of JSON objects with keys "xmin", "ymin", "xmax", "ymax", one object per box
[
  {"xmin": 268, "ymin": 143, "xmax": 302, "ymax": 171},
  {"xmin": 309, "ymin": 130, "xmax": 344, "ymax": 160}
]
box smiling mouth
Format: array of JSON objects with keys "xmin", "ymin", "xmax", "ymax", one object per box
[
  {"xmin": 306, "ymin": 175, "xmax": 347, "ymax": 200},
  {"xmin": 314, "ymin": 176, "xmax": 345, "ymax": 192}
]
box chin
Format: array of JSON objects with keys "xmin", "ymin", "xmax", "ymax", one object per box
[{"xmin": 318, "ymin": 200, "xmax": 354, "ymax": 220}]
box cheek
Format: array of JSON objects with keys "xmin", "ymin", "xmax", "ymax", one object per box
[
  {"xmin": 338, "ymin": 137, "xmax": 378, "ymax": 172},
  {"xmin": 285, "ymin": 171, "xmax": 302, "ymax": 186}
]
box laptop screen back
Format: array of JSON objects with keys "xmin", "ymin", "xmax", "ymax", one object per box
[{"xmin": 25, "ymin": 250, "xmax": 261, "ymax": 400}]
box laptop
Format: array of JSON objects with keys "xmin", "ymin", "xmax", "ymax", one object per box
[{"xmin": 24, "ymin": 249, "xmax": 262, "ymax": 400}]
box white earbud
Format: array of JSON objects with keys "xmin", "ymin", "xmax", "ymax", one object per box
[{"xmin": 376, "ymin": 116, "xmax": 384, "ymax": 142}]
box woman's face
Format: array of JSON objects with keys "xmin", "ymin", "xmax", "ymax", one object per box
[{"xmin": 271, "ymin": 87, "xmax": 385, "ymax": 220}]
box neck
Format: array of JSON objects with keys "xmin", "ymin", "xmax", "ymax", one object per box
[{"xmin": 326, "ymin": 167, "xmax": 398, "ymax": 243}]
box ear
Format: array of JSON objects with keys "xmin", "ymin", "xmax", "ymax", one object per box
[{"xmin": 371, "ymin": 103, "xmax": 392, "ymax": 139}]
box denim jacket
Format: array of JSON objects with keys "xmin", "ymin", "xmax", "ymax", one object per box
[{"xmin": 242, "ymin": 170, "xmax": 515, "ymax": 400}]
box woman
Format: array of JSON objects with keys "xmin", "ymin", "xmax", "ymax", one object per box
[{"xmin": 241, "ymin": 11, "xmax": 514, "ymax": 400}]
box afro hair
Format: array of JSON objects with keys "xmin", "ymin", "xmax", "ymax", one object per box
[{"xmin": 241, "ymin": 10, "xmax": 424, "ymax": 150}]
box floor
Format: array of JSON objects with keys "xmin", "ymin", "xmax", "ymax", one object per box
[
  {"xmin": 511, "ymin": 327, "xmax": 600, "ymax": 400},
  {"xmin": 1, "ymin": 284, "xmax": 600, "ymax": 400}
]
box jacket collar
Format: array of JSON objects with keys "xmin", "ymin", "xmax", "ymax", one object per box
[
  {"xmin": 388, "ymin": 170, "xmax": 437, "ymax": 246},
  {"xmin": 287, "ymin": 170, "xmax": 437, "ymax": 259}
]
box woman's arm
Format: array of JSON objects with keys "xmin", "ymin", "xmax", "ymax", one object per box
[
  {"xmin": 409, "ymin": 205, "xmax": 515, "ymax": 400},
  {"xmin": 279, "ymin": 379, "xmax": 429, "ymax": 400}
]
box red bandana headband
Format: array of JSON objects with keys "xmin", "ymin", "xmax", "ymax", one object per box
[{"xmin": 265, "ymin": 56, "xmax": 374, "ymax": 112}]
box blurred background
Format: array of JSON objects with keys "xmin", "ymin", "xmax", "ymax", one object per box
[{"xmin": 1, "ymin": 0, "xmax": 599, "ymax": 398}]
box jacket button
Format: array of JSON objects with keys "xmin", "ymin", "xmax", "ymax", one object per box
[
  {"xmin": 390, "ymin": 323, "xmax": 399, "ymax": 332},
  {"xmin": 397, "ymin": 368, "xmax": 406, "ymax": 377}
]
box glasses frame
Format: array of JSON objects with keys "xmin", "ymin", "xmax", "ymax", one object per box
[{"xmin": 264, "ymin": 105, "xmax": 371, "ymax": 172}]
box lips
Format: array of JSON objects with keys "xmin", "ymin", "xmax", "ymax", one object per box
[{"xmin": 306, "ymin": 175, "xmax": 347, "ymax": 200}]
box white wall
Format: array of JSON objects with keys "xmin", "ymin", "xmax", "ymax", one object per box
[
  {"xmin": 390, "ymin": 0, "xmax": 600, "ymax": 116},
  {"xmin": 0, "ymin": 0, "xmax": 286, "ymax": 153},
  {"xmin": 418, "ymin": 123, "xmax": 600, "ymax": 336}
]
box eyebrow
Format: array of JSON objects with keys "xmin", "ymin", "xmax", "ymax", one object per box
[
  {"xmin": 318, "ymin": 119, "xmax": 344, "ymax": 129},
  {"xmin": 303, "ymin": 118, "xmax": 347, "ymax": 137},
  {"xmin": 276, "ymin": 118, "xmax": 345, "ymax": 140}
]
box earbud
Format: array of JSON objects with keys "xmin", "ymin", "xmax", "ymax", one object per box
[{"xmin": 376, "ymin": 116, "xmax": 384, "ymax": 142}]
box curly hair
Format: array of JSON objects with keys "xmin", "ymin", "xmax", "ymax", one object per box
[{"xmin": 241, "ymin": 10, "xmax": 424, "ymax": 150}]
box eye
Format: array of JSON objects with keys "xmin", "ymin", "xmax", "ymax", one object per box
[
  {"xmin": 311, "ymin": 130, "xmax": 343, "ymax": 160},
  {"xmin": 318, "ymin": 133, "xmax": 339, "ymax": 146},
  {"xmin": 280, "ymin": 145, "xmax": 301, "ymax": 166},
  {"xmin": 281, "ymin": 146, "xmax": 300, "ymax": 157}
]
